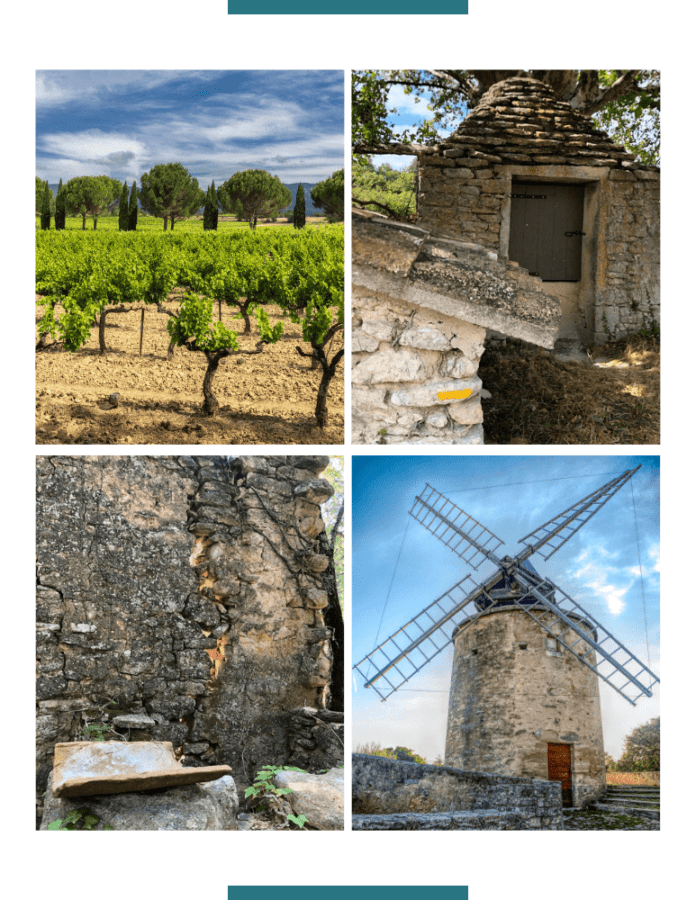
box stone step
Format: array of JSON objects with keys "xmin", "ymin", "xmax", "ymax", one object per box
[
  {"xmin": 602, "ymin": 797, "xmax": 659, "ymax": 808},
  {"xmin": 591, "ymin": 803, "xmax": 660, "ymax": 820}
]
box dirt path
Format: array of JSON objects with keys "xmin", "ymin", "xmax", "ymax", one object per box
[
  {"xmin": 479, "ymin": 336, "xmax": 659, "ymax": 444},
  {"xmin": 36, "ymin": 300, "xmax": 344, "ymax": 445}
]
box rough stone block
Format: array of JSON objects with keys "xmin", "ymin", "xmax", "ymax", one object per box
[{"xmin": 51, "ymin": 741, "xmax": 232, "ymax": 798}]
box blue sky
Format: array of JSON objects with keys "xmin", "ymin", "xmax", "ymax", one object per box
[
  {"xmin": 352, "ymin": 455, "xmax": 660, "ymax": 761},
  {"xmin": 36, "ymin": 70, "xmax": 344, "ymax": 188}
]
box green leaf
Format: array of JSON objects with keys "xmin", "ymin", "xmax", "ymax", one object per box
[
  {"xmin": 287, "ymin": 813, "xmax": 309, "ymax": 829},
  {"xmin": 47, "ymin": 819, "xmax": 64, "ymax": 830}
]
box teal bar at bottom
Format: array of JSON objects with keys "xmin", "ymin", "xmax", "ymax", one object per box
[
  {"xmin": 229, "ymin": 890, "xmax": 469, "ymax": 900},
  {"xmin": 228, "ymin": 1, "xmax": 467, "ymax": 12}
]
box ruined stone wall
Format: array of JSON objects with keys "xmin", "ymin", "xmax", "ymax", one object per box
[
  {"xmin": 36, "ymin": 455, "xmax": 342, "ymax": 816},
  {"xmin": 352, "ymin": 754, "xmax": 563, "ymax": 830},
  {"xmin": 445, "ymin": 609, "xmax": 606, "ymax": 807}
]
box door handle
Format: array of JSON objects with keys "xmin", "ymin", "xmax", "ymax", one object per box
[{"xmin": 564, "ymin": 230, "xmax": 586, "ymax": 237}]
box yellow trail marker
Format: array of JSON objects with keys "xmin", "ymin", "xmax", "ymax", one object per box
[{"xmin": 437, "ymin": 389, "xmax": 472, "ymax": 402}]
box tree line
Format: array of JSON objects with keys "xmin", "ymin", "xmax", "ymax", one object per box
[{"xmin": 36, "ymin": 166, "xmax": 344, "ymax": 233}]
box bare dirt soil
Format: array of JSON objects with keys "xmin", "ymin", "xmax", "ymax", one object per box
[
  {"xmin": 36, "ymin": 298, "xmax": 344, "ymax": 446},
  {"xmin": 479, "ymin": 335, "xmax": 659, "ymax": 444}
]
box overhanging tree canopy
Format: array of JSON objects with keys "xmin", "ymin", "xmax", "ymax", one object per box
[
  {"xmin": 353, "ymin": 70, "xmax": 660, "ymax": 165},
  {"xmin": 217, "ymin": 169, "xmax": 291, "ymax": 230},
  {"xmin": 139, "ymin": 163, "xmax": 206, "ymax": 231}
]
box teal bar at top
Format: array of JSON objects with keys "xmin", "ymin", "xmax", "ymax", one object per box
[
  {"xmin": 229, "ymin": 890, "xmax": 468, "ymax": 900},
  {"xmin": 228, "ymin": 2, "xmax": 467, "ymax": 12}
]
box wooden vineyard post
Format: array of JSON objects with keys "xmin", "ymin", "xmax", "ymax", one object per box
[{"xmin": 139, "ymin": 308, "xmax": 145, "ymax": 355}]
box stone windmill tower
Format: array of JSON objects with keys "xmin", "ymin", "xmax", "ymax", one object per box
[{"xmin": 354, "ymin": 467, "xmax": 659, "ymax": 807}]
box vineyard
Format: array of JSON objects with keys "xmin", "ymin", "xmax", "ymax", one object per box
[{"xmin": 35, "ymin": 225, "xmax": 344, "ymax": 445}]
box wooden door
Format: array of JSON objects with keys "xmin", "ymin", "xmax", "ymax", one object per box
[
  {"xmin": 509, "ymin": 183, "xmax": 584, "ymax": 281},
  {"xmin": 547, "ymin": 742, "xmax": 573, "ymax": 807}
]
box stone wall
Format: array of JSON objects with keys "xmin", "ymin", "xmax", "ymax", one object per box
[
  {"xmin": 36, "ymin": 455, "xmax": 343, "ymax": 820},
  {"xmin": 352, "ymin": 209, "xmax": 560, "ymax": 444},
  {"xmin": 352, "ymin": 754, "xmax": 563, "ymax": 830}
]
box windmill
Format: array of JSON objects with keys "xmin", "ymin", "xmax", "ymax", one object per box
[{"xmin": 353, "ymin": 466, "xmax": 659, "ymax": 807}]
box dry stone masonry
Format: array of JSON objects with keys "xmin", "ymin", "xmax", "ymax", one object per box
[
  {"xmin": 36, "ymin": 455, "xmax": 343, "ymax": 823},
  {"xmin": 352, "ymin": 76, "xmax": 659, "ymax": 444},
  {"xmin": 417, "ymin": 77, "xmax": 660, "ymax": 343},
  {"xmin": 352, "ymin": 754, "xmax": 563, "ymax": 830}
]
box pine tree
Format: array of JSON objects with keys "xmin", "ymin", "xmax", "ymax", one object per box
[
  {"xmin": 118, "ymin": 181, "xmax": 129, "ymax": 231},
  {"xmin": 128, "ymin": 181, "xmax": 138, "ymax": 231},
  {"xmin": 55, "ymin": 179, "xmax": 66, "ymax": 231},
  {"xmin": 293, "ymin": 182, "xmax": 306, "ymax": 229},
  {"xmin": 40, "ymin": 181, "xmax": 51, "ymax": 230}
]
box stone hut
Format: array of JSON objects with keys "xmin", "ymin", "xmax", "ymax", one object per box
[
  {"xmin": 417, "ymin": 76, "xmax": 660, "ymax": 344},
  {"xmin": 36, "ymin": 456, "xmax": 344, "ymax": 821},
  {"xmin": 352, "ymin": 76, "xmax": 659, "ymax": 444}
]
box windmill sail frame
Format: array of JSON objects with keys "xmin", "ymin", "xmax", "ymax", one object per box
[{"xmin": 355, "ymin": 467, "xmax": 659, "ymax": 706}]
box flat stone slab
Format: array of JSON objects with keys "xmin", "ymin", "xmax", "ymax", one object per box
[{"xmin": 52, "ymin": 741, "xmax": 232, "ymax": 798}]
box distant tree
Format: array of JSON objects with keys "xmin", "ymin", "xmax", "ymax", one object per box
[
  {"xmin": 203, "ymin": 181, "xmax": 218, "ymax": 230},
  {"xmin": 352, "ymin": 157, "xmax": 417, "ymax": 220},
  {"xmin": 311, "ymin": 169, "xmax": 344, "ymax": 220},
  {"xmin": 128, "ymin": 180, "xmax": 138, "ymax": 231},
  {"xmin": 218, "ymin": 169, "xmax": 292, "ymax": 230},
  {"xmin": 54, "ymin": 179, "xmax": 66, "ymax": 231},
  {"xmin": 63, "ymin": 175, "xmax": 122, "ymax": 230},
  {"xmin": 605, "ymin": 752, "xmax": 617, "ymax": 771},
  {"xmin": 40, "ymin": 181, "xmax": 52, "ymax": 230},
  {"xmin": 617, "ymin": 717, "xmax": 660, "ymax": 772},
  {"xmin": 139, "ymin": 163, "xmax": 205, "ymax": 231},
  {"xmin": 118, "ymin": 181, "xmax": 129, "ymax": 231},
  {"xmin": 293, "ymin": 182, "xmax": 306, "ymax": 229},
  {"xmin": 384, "ymin": 746, "xmax": 427, "ymax": 764}
]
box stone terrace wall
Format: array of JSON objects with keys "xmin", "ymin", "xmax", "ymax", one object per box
[
  {"xmin": 352, "ymin": 754, "xmax": 563, "ymax": 830},
  {"xmin": 36, "ymin": 455, "xmax": 342, "ymax": 818},
  {"xmin": 352, "ymin": 209, "xmax": 560, "ymax": 444}
]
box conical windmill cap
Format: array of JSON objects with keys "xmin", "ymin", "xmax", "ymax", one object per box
[{"xmin": 432, "ymin": 76, "xmax": 641, "ymax": 169}]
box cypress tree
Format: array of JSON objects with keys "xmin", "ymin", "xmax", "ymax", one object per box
[
  {"xmin": 128, "ymin": 180, "xmax": 138, "ymax": 231},
  {"xmin": 293, "ymin": 182, "xmax": 306, "ymax": 229},
  {"xmin": 203, "ymin": 184, "xmax": 214, "ymax": 230},
  {"xmin": 55, "ymin": 179, "xmax": 66, "ymax": 231},
  {"xmin": 210, "ymin": 180, "xmax": 218, "ymax": 230},
  {"xmin": 40, "ymin": 181, "xmax": 51, "ymax": 230},
  {"xmin": 118, "ymin": 181, "xmax": 129, "ymax": 231}
]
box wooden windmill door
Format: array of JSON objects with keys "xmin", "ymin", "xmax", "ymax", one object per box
[
  {"xmin": 509, "ymin": 183, "xmax": 585, "ymax": 281},
  {"xmin": 548, "ymin": 743, "xmax": 573, "ymax": 807}
]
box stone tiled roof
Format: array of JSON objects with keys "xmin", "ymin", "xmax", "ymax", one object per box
[{"xmin": 421, "ymin": 77, "xmax": 655, "ymax": 171}]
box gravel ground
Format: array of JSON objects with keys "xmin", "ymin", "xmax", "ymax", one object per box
[{"xmin": 563, "ymin": 809, "xmax": 659, "ymax": 830}]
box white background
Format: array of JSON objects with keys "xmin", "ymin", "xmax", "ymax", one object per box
[{"xmin": 8, "ymin": 3, "xmax": 690, "ymax": 898}]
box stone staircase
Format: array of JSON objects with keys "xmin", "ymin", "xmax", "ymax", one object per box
[{"xmin": 591, "ymin": 784, "xmax": 660, "ymax": 819}]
